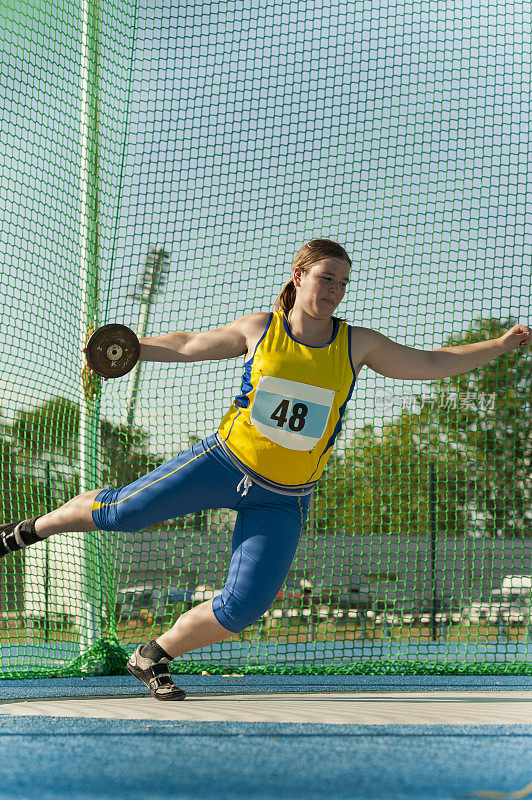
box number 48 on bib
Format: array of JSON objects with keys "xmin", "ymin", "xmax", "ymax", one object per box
[{"xmin": 250, "ymin": 375, "xmax": 335, "ymax": 451}]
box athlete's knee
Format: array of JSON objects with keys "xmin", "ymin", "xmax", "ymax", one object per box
[
  {"xmin": 100, "ymin": 508, "xmax": 140, "ymax": 533},
  {"xmin": 91, "ymin": 487, "xmax": 163, "ymax": 533},
  {"xmin": 109, "ymin": 517, "xmax": 139, "ymax": 533},
  {"xmin": 90, "ymin": 487, "xmax": 125, "ymax": 531},
  {"xmin": 212, "ymin": 591, "xmax": 273, "ymax": 634}
]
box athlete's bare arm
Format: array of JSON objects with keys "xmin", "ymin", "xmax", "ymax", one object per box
[
  {"xmin": 356, "ymin": 325, "xmax": 525, "ymax": 380},
  {"xmin": 138, "ymin": 313, "xmax": 271, "ymax": 364},
  {"xmin": 355, "ymin": 327, "xmax": 435, "ymax": 380}
]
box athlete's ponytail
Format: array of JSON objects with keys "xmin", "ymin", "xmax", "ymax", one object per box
[
  {"xmin": 274, "ymin": 275, "xmax": 298, "ymax": 315},
  {"xmin": 274, "ymin": 239, "xmax": 351, "ymax": 314}
]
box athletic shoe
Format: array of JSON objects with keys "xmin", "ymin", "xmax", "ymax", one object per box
[{"xmin": 126, "ymin": 645, "xmax": 186, "ymax": 701}]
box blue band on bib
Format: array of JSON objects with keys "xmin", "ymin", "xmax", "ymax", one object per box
[{"xmin": 252, "ymin": 390, "xmax": 330, "ymax": 439}]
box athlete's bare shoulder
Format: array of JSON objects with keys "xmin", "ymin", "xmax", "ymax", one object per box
[
  {"xmin": 237, "ymin": 311, "xmax": 271, "ymax": 333},
  {"xmin": 234, "ymin": 312, "xmax": 272, "ymax": 360},
  {"xmin": 346, "ymin": 324, "xmax": 373, "ymax": 377}
]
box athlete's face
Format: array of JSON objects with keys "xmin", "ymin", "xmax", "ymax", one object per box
[{"xmin": 293, "ymin": 258, "xmax": 350, "ymax": 318}]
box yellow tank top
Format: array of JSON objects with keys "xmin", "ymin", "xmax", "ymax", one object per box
[{"xmin": 217, "ymin": 310, "xmax": 356, "ymax": 489}]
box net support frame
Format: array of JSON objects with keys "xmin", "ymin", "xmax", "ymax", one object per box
[{"xmin": 76, "ymin": 0, "xmax": 102, "ymax": 656}]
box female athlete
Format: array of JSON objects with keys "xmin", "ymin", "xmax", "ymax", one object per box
[{"xmin": 0, "ymin": 238, "xmax": 529, "ymax": 700}]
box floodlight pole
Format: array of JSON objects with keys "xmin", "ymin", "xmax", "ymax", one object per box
[{"xmin": 124, "ymin": 246, "xmax": 169, "ymax": 429}]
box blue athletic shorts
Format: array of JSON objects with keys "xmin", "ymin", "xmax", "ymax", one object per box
[{"xmin": 91, "ymin": 433, "xmax": 311, "ymax": 633}]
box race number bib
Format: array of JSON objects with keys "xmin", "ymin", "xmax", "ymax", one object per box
[{"xmin": 250, "ymin": 376, "xmax": 335, "ymax": 451}]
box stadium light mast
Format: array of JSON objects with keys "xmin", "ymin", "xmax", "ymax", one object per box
[{"xmin": 124, "ymin": 246, "xmax": 170, "ymax": 429}]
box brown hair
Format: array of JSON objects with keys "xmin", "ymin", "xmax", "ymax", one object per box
[{"xmin": 273, "ymin": 239, "xmax": 352, "ymax": 315}]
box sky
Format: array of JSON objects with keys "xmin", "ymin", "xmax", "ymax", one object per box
[{"xmin": 0, "ymin": 0, "xmax": 530, "ymax": 458}]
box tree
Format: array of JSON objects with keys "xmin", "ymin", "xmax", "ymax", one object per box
[
  {"xmin": 327, "ymin": 316, "xmax": 531, "ymax": 539},
  {"xmin": 414, "ymin": 315, "xmax": 530, "ymax": 538},
  {"xmin": 1, "ymin": 397, "xmax": 167, "ymax": 519},
  {"xmin": 326, "ymin": 414, "xmax": 460, "ymax": 538},
  {"xmin": 0, "ymin": 398, "xmax": 209, "ymax": 536}
]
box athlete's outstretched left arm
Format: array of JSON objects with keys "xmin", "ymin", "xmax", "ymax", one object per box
[{"xmin": 360, "ymin": 323, "xmax": 531, "ymax": 380}]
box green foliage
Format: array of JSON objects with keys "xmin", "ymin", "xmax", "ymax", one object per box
[
  {"xmin": 416, "ymin": 315, "xmax": 530, "ymax": 538},
  {"xmin": 0, "ymin": 398, "xmax": 207, "ymax": 534},
  {"xmin": 321, "ymin": 315, "xmax": 531, "ymax": 539},
  {"xmin": 0, "ymin": 397, "xmax": 165, "ymax": 522}
]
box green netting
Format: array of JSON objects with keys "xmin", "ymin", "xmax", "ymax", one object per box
[{"xmin": 0, "ymin": 0, "xmax": 530, "ymax": 678}]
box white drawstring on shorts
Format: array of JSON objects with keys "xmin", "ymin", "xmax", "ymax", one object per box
[{"xmin": 237, "ymin": 474, "xmax": 253, "ymax": 497}]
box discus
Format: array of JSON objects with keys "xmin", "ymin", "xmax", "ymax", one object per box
[{"xmin": 85, "ymin": 324, "xmax": 140, "ymax": 378}]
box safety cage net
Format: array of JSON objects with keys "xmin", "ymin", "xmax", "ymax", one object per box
[{"xmin": 0, "ymin": 0, "xmax": 530, "ymax": 677}]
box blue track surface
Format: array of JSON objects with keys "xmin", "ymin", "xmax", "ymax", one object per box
[
  {"xmin": 0, "ymin": 674, "xmax": 532, "ymax": 700},
  {"xmin": 0, "ymin": 677, "xmax": 530, "ymax": 800},
  {"xmin": 0, "ymin": 718, "xmax": 530, "ymax": 800}
]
